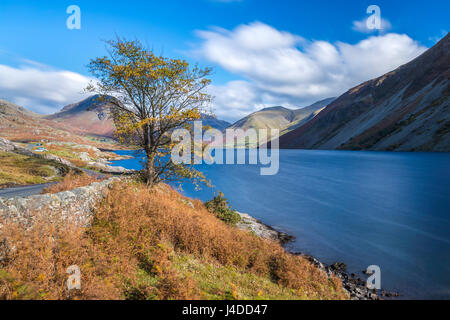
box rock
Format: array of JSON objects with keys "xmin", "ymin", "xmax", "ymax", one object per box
[
  {"xmin": 236, "ymin": 212, "xmax": 295, "ymax": 244},
  {"xmin": 42, "ymin": 153, "xmax": 74, "ymax": 167},
  {"xmin": 331, "ymin": 262, "xmax": 347, "ymax": 271},
  {"xmin": 0, "ymin": 137, "xmax": 33, "ymax": 156},
  {"xmin": 87, "ymin": 162, "xmax": 131, "ymax": 174},
  {"xmin": 78, "ymin": 152, "xmax": 92, "ymax": 162},
  {"xmin": 293, "ymin": 253, "xmax": 383, "ymax": 301},
  {"xmin": 0, "ymin": 177, "xmax": 120, "ymax": 228},
  {"xmin": 180, "ymin": 199, "xmax": 195, "ymax": 208},
  {"xmin": 0, "ymin": 137, "xmax": 15, "ymax": 152}
]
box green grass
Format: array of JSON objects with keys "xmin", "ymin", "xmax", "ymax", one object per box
[
  {"xmin": 127, "ymin": 252, "xmax": 310, "ymax": 300},
  {"xmin": 0, "ymin": 151, "xmax": 69, "ymax": 187},
  {"xmin": 172, "ymin": 254, "xmax": 308, "ymax": 300}
]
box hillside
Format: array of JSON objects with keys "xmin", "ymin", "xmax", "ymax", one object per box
[
  {"xmin": 0, "ymin": 99, "xmax": 122, "ymax": 149},
  {"xmin": 279, "ymin": 33, "xmax": 450, "ymax": 152},
  {"xmin": 200, "ymin": 114, "xmax": 231, "ymax": 131},
  {"xmin": 45, "ymin": 95, "xmax": 116, "ymax": 138},
  {"xmin": 230, "ymin": 98, "xmax": 334, "ymax": 134},
  {"xmin": 230, "ymin": 106, "xmax": 296, "ymax": 131},
  {"xmin": 0, "ymin": 99, "xmax": 40, "ymax": 119},
  {"xmin": 47, "ymin": 95, "xmax": 232, "ymax": 136},
  {"xmin": 0, "ymin": 179, "xmax": 347, "ymax": 300},
  {"xmin": 281, "ymin": 98, "xmax": 336, "ymax": 135}
]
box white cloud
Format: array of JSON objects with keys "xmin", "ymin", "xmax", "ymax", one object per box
[
  {"xmin": 196, "ymin": 22, "xmax": 426, "ymax": 122},
  {"xmin": 429, "ymin": 30, "xmax": 448, "ymax": 43},
  {"xmin": 0, "ymin": 61, "xmax": 92, "ymax": 114},
  {"xmin": 352, "ymin": 17, "xmax": 392, "ymax": 34}
]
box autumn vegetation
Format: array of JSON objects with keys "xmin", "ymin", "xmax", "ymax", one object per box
[
  {"xmin": 0, "ymin": 180, "xmax": 347, "ymax": 300},
  {"xmin": 41, "ymin": 172, "xmax": 106, "ymax": 194},
  {"xmin": 0, "ymin": 37, "xmax": 348, "ymax": 301},
  {"xmin": 0, "ymin": 151, "xmax": 70, "ymax": 188},
  {"xmin": 87, "ymin": 38, "xmax": 212, "ymax": 187}
]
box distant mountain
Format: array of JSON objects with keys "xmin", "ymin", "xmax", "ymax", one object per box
[
  {"xmin": 46, "ymin": 95, "xmax": 232, "ymax": 137},
  {"xmin": 0, "ymin": 99, "xmax": 40, "ymax": 119},
  {"xmin": 281, "ymin": 98, "xmax": 336, "ymax": 135},
  {"xmin": 200, "ymin": 114, "xmax": 231, "ymax": 131},
  {"xmin": 230, "ymin": 98, "xmax": 335, "ymax": 133},
  {"xmin": 0, "ymin": 99, "xmax": 107, "ymax": 145},
  {"xmin": 229, "ymin": 106, "xmax": 295, "ymax": 132},
  {"xmin": 45, "ymin": 94, "xmax": 116, "ymax": 138},
  {"xmin": 279, "ymin": 33, "xmax": 450, "ymax": 152}
]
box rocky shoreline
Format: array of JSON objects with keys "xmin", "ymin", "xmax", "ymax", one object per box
[
  {"xmin": 236, "ymin": 212, "xmax": 295, "ymax": 244},
  {"xmin": 236, "ymin": 211, "xmax": 399, "ymax": 300}
]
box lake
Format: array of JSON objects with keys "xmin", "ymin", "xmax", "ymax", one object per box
[{"xmin": 111, "ymin": 149, "xmax": 450, "ymax": 299}]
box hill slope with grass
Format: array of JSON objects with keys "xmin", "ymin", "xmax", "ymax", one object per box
[
  {"xmin": 229, "ymin": 98, "xmax": 335, "ymax": 134},
  {"xmin": 0, "ymin": 151, "xmax": 70, "ymax": 188},
  {"xmin": 0, "ymin": 180, "xmax": 347, "ymax": 300},
  {"xmin": 46, "ymin": 95, "xmax": 232, "ymax": 137},
  {"xmin": 0, "ymin": 99, "xmax": 122, "ymax": 149},
  {"xmin": 45, "ymin": 95, "xmax": 116, "ymax": 138}
]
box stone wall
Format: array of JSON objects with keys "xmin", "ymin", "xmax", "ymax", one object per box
[{"xmin": 0, "ymin": 178, "xmax": 120, "ymax": 228}]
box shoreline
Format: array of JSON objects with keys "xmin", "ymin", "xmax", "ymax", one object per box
[
  {"xmin": 236, "ymin": 212, "xmax": 295, "ymax": 245},
  {"xmin": 237, "ymin": 211, "xmax": 399, "ymax": 300},
  {"xmin": 109, "ymin": 150, "xmax": 400, "ymax": 300}
]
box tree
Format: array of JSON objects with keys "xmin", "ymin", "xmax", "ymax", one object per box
[{"xmin": 87, "ymin": 38, "xmax": 212, "ymax": 186}]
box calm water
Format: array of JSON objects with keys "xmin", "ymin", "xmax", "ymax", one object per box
[{"xmin": 111, "ymin": 149, "xmax": 450, "ymax": 299}]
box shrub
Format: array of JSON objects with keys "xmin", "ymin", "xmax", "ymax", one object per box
[{"xmin": 205, "ymin": 192, "xmax": 241, "ymax": 226}]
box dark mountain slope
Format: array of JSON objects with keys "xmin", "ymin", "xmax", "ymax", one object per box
[
  {"xmin": 201, "ymin": 114, "xmax": 231, "ymax": 131},
  {"xmin": 279, "ymin": 33, "xmax": 450, "ymax": 152}
]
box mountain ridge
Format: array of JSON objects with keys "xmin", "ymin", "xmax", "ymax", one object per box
[
  {"xmin": 229, "ymin": 97, "xmax": 335, "ymax": 134},
  {"xmin": 278, "ymin": 33, "xmax": 450, "ymax": 152},
  {"xmin": 45, "ymin": 94, "xmax": 116, "ymax": 138}
]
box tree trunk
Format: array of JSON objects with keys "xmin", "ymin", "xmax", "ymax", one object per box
[
  {"xmin": 143, "ymin": 123, "xmax": 155, "ymax": 186},
  {"xmin": 145, "ymin": 150, "xmax": 155, "ymax": 186}
]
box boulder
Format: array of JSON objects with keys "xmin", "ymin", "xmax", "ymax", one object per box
[
  {"xmin": 88, "ymin": 161, "xmax": 131, "ymax": 174},
  {"xmin": 78, "ymin": 152, "xmax": 92, "ymax": 162}
]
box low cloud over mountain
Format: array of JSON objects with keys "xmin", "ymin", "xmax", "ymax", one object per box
[
  {"xmin": 0, "ymin": 60, "xmax": 92, "ymax": 114},
  {"xmin": 196, "ymin": 22, "xmax": 426, "ymax": 121}
]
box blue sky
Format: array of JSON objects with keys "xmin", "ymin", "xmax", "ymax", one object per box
[{"xmin": 0, "ymin": 0, "xmax": 448, "ymax": 120}]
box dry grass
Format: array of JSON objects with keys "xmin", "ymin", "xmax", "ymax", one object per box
[
  {"xmin": 43, "ymin": 144, "xmax": 88, "ymax": 168},
  {"xmin": 0, "ymin": 151, "xmax": 69, "ymax": 188},
  {"xmin": 36, "ymin": 143, "xmax": 127, "ymax": 169},
  {"xmin": 0, "ymin": 181, "xmax": 347, "ymax": 300},
  {"xmin": 41, "ymin": 172, "xmax": 106, "ymax": 194},
  {"xmin": 1, "ymin": 129, "xmax": 123, "ymax": 151}
]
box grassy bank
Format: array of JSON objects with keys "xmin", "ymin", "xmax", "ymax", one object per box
[
  {"xmin": 0, "ymin": 180, "xmax": 347, "ymax": 300},
  {"xmin": 0, "ymin": 151, "xmax": 69, "ymax": 188}
]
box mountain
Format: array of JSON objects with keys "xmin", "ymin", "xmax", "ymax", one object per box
[
  {"xmin": 46, "ymin": 95, "xmax": 232, "ymax": 137},
  {"xmin": 45, "ymin": 95, "xmax": 116, "ymax": 138},
  {"xmin": 279, "ymin": 33, "xmax": 450, "ymax": 152},
  {"xmin": 0, "ymin": 99, "xmax": 40, "ymax": 119},
  {"xmin": 0, "ymin": 99, "xmax": 116, "ymax": 146},
  {"xmin": 200, "ymin": 114, "xmax": 231, "ymax": 131},
  {"xmin": 230, "ymin": 98, "xmax": 335, "ymax": 133},
  {"xmin": 230, "ymin": 106, "xmax": 295, "ymax": 131},
  {"xmin": 281, "ymin": 98, "xmax": 336, "ymax": 135}
]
